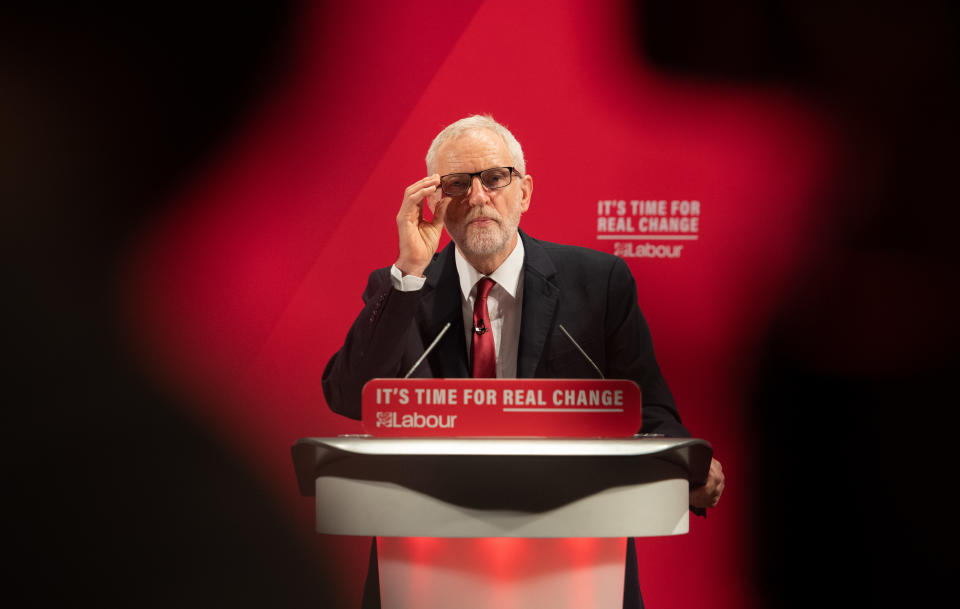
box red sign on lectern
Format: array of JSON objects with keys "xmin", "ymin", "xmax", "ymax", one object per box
[{"xmin": 361, "ymin": 378, "xmax": 641, "ymax": 437}]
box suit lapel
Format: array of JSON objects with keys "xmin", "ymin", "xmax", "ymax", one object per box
[
  {"xmin": 420, "ymin": 232, "xmax": 560, "ymax": 379},
  {"xmin": 517, "ymin": 231, "xmax": 560, "ymax": 378},
  {"xmin": 418, "ymin": 243, "xmax": 469, "ymax": 378}
]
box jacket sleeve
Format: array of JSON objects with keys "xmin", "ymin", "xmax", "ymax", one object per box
[
  {"xmin": 604, "ymin": 257, "xmax": 706, "ymax": 516},
  {"xmin": 604, "ymin": 257, "xmax": 690, "ymax": 438},
  {"xmin": 321, "ymin": 268, "xmax": 425, "ymax": 420}
]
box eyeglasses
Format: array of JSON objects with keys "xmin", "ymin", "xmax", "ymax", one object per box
[{"xmin": 438, "ymin": 167, "xmax": 519, "ymax": 197}]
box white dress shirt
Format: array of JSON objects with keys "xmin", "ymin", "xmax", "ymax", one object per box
[{"xmin": 389, "ymin": 235, "xmax": 525, "ymax": 378}]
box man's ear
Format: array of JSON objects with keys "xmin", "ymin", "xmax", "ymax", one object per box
[{"xmin": 519, "ymin": 174, "xmax": 533, "ymax": 213}]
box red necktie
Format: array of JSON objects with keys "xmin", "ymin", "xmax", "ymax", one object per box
[{"xmin": 471, "ymin": 277, "xmax": 496, "ymax": 378}]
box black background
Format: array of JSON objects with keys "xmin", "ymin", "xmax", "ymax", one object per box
[
  {"xmin": 636, "ymin": 2, "xmax": 959, "ymax": 606},
  {"xmin": 4, "ymin": 2, "xmax": 957, "ymax": 607}
]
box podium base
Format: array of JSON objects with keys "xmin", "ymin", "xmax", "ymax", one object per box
[{"xmin": 379, "ymin": 537, "xmax": 627, "ymax": 609}]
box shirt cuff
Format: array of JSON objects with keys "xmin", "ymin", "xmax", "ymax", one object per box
[{"xmin": 390, "ymin": 264, "xmax": 427, "ymax": 292}]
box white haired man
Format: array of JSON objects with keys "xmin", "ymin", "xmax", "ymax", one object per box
[{"xmin": 323, "ymin": 114, "xmax": 724, "ymax": 609}]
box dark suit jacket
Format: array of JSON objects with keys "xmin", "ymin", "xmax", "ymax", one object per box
[
  {"xmin": 322, "ymin": 230, "xmax": 693, "ymax": 609},
  {"xmin": 323, "ymin": 229, "xmax": 689, "ymax": 438}
]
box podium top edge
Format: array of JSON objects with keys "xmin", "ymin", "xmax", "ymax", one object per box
[{"xmin": 292, "ymin": 436, "xmax": 710, "ymax": 458}]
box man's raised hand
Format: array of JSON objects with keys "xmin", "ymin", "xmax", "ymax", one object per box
[{"xmin": 395, "ymin": 174, "xmax": 449, "ymax": 277}]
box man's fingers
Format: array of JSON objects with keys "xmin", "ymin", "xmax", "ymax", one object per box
[
  {"xmin": 403, "ymin": 174, "xmax": 440, "ymax": 195},
  {"xmin": 400, "ymin": 182, "xmax": 442, "ymax": 222},
  {"xmin": 689, "ymin": 458, "xmax": 725, "ymax": 509},
  {"xmin": 689, "ymin": 486, "xmax": 715, "ymax": 509},
  {"xmin": 710, "ymin": 459, "xmax": 725, "ymax": 497},
  {"xmin": 402, "ymin": 175, "xmax": 441, "ymax": 205},
  {"xmin": 691, "ymin": 484, "xmax": 721, "ymax": 508},
  {"xmin": 395, "ymin": 175, "xmax": 445, "ymax": 276},
  {"xmin": 430, "ymin": 196, "xmax": 450, "ymax": 227},
  {"xmin": 401, "ymin": 185, "xmax": 436, "ymax": 210}
]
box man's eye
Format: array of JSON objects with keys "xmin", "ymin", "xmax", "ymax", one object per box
[{"xmin": 486, "ymin": 171, "xmax": 508, "ymax": 186}]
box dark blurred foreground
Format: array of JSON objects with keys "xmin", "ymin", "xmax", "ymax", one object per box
[
  {"xmin": 2, "ymin": 2, "xmax": 957, "ymax": 608},
  {"xmin": 637, "ymin": 1, "xmax": 959, "ymax": 606},
  {"xmin": 1, "ymin": 4, "xmax": 337, "ymax": 607}
]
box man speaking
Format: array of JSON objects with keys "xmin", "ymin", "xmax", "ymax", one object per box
[{"xmin": 323, "ymin": 115, "xmax": 724, "ymax": 608}]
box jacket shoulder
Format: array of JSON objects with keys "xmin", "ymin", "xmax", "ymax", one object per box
[{"xmin": 528, "ymin": 236, "xmax": 627, "ymax": 275}]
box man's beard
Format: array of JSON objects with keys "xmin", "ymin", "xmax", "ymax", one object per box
[{"xmin": 450, "ymin": 206, "xmax": 520, "ymax": 259}]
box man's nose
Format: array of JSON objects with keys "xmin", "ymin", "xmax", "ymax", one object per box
[{"xmin": 466, "ymin": 175, "xmax": 491, "ymax": 206}]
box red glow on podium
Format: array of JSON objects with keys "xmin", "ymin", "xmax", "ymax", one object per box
[{"xmin": 378, "ymin": 537, "xmax": 627, "ymax": 609}]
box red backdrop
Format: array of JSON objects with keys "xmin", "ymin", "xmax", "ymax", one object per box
[{"xmin": 126, "ymin": 1, "xmax": 835, "ymax": 606}]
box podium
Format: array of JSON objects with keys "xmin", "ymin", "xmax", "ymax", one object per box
[{"xmin": 292, "ymin": 435, "xmax": 712, "ymax": 608}]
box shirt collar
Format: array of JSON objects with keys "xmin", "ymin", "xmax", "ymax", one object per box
[{"xmin": 455, "ymin": 232, "xmax": 525, "ymax": 300}]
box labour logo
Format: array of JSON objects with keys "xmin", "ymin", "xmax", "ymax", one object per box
[{"xmin": 376, "ymin": 411, "xmax": 395, "ymax": 428}]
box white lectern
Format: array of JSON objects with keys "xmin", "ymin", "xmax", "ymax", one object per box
[{"xmin": 292, "ymin": 436, "xmax": 711, "ymax": 609}]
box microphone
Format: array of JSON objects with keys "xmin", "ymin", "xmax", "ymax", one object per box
[
  {"xmin": 403, "ymin": 322, "xmax": 452, "ymax": 379},
  {"xmin": 558, "ymin": 324, "xmax": 604, "ymax": 379},
  {"xmin": 473, "ymin": 319, "xmax": 488, "ymax": 335}
]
